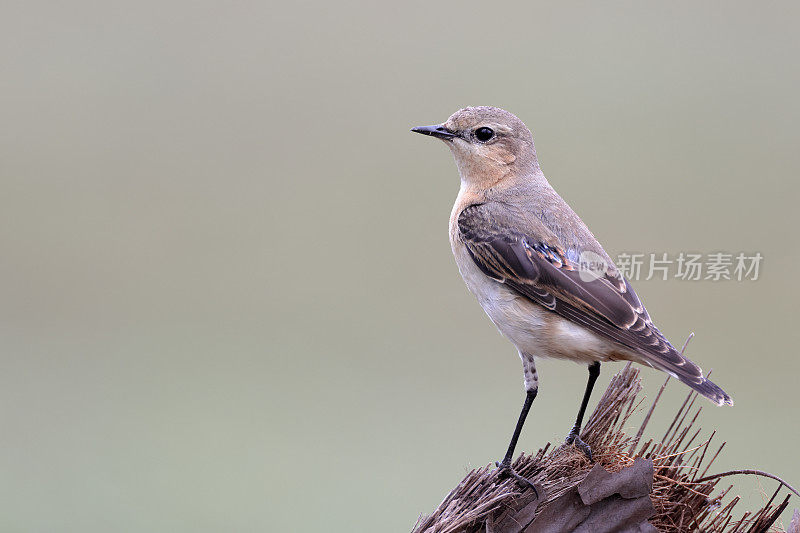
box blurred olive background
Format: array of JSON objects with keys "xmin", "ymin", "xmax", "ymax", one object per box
[{"xmin": 2, "ymin": 2, "xmax": 799, "ymax": 531}]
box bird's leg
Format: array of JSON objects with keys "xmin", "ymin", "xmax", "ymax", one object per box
[
  {"xmin": 565, "ymin": 361, "xmax": 600, "ymax": 460},
  {"xmin": 496, "ymin": 353, "xmax": 539, "ymax": 494},
  {"xmin": 499, "ymin": 387, "xmax": 537, "ymax": 467},
  {"xmin": 496, "ymin": 388, "xmax": 538, "ymax": 492}
]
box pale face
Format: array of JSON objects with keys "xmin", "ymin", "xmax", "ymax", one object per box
[{"xmin": 441, "ymin": 116, "xmax": 519, "ymax": 181}]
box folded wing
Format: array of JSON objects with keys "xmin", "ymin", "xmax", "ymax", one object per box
[{"xmin": 457, "ymin": 203, "xmax": 732, "ymax": 406}]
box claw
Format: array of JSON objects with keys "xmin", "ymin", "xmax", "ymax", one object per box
[
  {"xmin": 495, "ymin": 461, "xmax": 539, "ymax": 497},
  {"xmin": 565, "ymin": 429, "xmax": 593, "ymax": 461}
]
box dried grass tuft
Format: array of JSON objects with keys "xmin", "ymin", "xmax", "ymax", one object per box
[{"xmin": 412, "ymin": 364, "xmax": 796, "ymax": 533}]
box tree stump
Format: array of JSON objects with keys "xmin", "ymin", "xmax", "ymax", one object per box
[{"xmin": 412, "ymin": 364, "xmax": 796, "ymax": 533}]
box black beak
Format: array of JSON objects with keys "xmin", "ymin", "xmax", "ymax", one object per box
[{"xmin": 411, "ymin": 124, "xmax": 457, "ymax": 140}]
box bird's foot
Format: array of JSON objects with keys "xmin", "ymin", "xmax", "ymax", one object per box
[
  {"xmin": 565, "ymin": 428, "xmax": 593, "ymax": 461},
  {"xmin": 495, "ymin": 460, "xmax": 539, "ymax": 497}
]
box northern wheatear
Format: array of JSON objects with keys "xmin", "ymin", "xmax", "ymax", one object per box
[{"xmin": 412, "ymin": 106, "xmax": 732, "ymax": 481}]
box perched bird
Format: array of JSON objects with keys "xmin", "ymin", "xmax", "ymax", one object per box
[{"xmin": 411, "ymin": 106, "xmax": 732, "ymax": 484}]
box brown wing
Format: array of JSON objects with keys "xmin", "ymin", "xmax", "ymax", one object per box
[{"xmin": 458, "ymin": 203, "xmax": 732, "ymax": 406}]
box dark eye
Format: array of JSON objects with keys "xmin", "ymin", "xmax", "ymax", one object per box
[{"xmin": 474, "ymin": 127, "xmax": 494, "ymax": 142}]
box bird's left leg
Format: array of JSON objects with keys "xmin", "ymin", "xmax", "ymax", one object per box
[
  {"xmin": 496, "ymin": 353, "xmax": 539, "ymax": 494},
  {"xmin": 565, "ymin": 361, "xmax": 600, "ymax": 460}
]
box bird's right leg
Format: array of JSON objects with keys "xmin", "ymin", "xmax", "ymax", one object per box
[
  {"xmin": 496, "ymin": 353, "xmax": 539, "ymax": 493},
  {"xmin": 564, "ymin": 361, "xmax": 600, "ymax": 460}
]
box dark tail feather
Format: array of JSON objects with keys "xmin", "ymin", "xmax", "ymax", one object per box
[
  {"xmin": 646, "ymin": 352, "xmax": 734, "ymax": 406},
  {"xmin": 682, "ymin": 375, "xmax": 734, "ymax": 406}
]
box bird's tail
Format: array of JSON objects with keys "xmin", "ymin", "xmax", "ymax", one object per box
[
  {"xmin": 649, "ymin": 356, "xmax": 734, "ymax": 406},
  {"xmin": 679, "ymin": 374, "xmax": 733, "ymax": 406}
]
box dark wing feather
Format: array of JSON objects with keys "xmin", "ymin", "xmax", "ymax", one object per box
[{"xmin": 458, "ymin": 204, "xmax": 732, "ymax": 406}]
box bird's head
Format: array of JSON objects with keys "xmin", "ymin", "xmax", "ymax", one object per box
[{"xmin": 412, "ymin": 106, "xmax": 540, "ymax": 187}]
